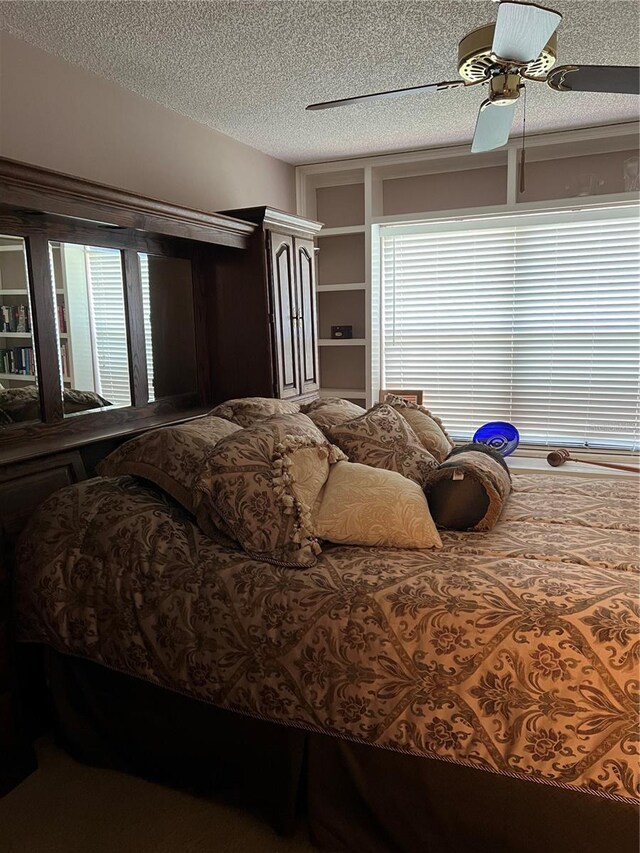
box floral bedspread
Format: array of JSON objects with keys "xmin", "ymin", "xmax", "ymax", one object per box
[{"xmin": 15, "ymin": 472, "xmax": 640, "ymax": 803}]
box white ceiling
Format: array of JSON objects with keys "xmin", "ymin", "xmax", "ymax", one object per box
[{"xmin": 1, "ymin": 1, "xmax": 638, "ymax": 164}]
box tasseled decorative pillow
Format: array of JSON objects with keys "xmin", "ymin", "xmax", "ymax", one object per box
[{"xmin": 195, "ymin": 413, "xmax": 346, "ymax": 566}]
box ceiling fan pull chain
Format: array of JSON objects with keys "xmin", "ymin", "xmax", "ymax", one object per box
[{"xmin": 519, "ymin": 83, "xmax": 527, "ymax": 195}]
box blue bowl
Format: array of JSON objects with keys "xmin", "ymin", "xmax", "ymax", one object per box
[{"xmin": 473, "ymin": 422, "xmax": 520, "ymax": 457}]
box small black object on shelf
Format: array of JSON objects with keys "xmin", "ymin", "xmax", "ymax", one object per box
[{"xmin": 331, "ymin": 325, "xmax": 352, "ymax": 339}]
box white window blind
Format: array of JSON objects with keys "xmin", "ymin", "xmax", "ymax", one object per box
[
  {"xmin": 381, "ymin": 206, "xmax": 640, "ymax": 452},
  {"xmin": 85, "ymin": 247, "xmax": 131, "ymax": 407},
  {"xmin": 138, "ymin": 254, "xmax": 155, "ymax": 402}
]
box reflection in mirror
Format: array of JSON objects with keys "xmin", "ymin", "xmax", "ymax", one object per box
[
  {"xmin": 49, "ymin": 242, "xmax": 131, "ymax": 416},
  {"xmin": 139, "ymin": 255, "xmax": 197, "ymax": 401},
  {"xmin": 0, "ymin": 235, "xmax": 40, "ymax": 428}
]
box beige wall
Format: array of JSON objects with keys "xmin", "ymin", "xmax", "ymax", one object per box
[{"xmin": 0, "ymin": 32, "xmax": 295, "ymax": 213}]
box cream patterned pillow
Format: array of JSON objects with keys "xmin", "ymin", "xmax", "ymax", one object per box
[
  {"xmin": 313, "ymin": 461, "xmax": 442, "ymax": 549},
  {"xmin": 97, "ymin": 415, "xmax": 241, "ymax": 513},
  {"xmin": 301, "ymin": 397, "xmax": 366, "ymax": 433},
  {"xmin": 383, "ymin": 395, "xmax": 454, "ymax": 463},
  {"xmin": 208, "ymin": 397, "xmax": 300, "ymax": 428},
  {"xmin": 326, "ymin": 404, "xmax": 438, "ymax": 486},
  {"xmin": 196, "ymin": 414, "xmax": 346, "ymax": 566}
]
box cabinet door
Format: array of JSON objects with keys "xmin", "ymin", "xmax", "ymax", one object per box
[
  {"xmin": 295, "ymin": 238, "xmax": 319, "ymax": 396},
  {"xmin": 268, "ymin": 233, "xmax": 300, "ymax": 399}
]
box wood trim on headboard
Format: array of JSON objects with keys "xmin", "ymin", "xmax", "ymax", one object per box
[
  {"xmin": 25, "ymin": 234, "xmax": 63, "ymax": 422},
  {"xmin": 0, "ymin": 403, "xmax": 209, "ymax": 466},
  {"xmin": 122, "ymin": 250, "xmax": 149, "ymax": 408},
  {"xmin": 0, "ymin": 158, "xmax": 255, "ymax": 249}
]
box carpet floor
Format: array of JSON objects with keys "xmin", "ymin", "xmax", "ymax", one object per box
[{"xmin": 0, "ymin": 738, "xmax": 316, "ymax": 853}]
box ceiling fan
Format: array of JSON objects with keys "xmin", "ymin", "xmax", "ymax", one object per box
[{"xmin": 306, "ymin": 1, "xmax": 640, "ymax": 153}]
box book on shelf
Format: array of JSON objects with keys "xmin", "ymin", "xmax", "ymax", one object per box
[
  {"xmin": 59, "ymin": 342, "xmax": 70, "ymax": 378},
  {"xmin": 0, "ymin": 346, "xmax": 35, "ymax": 375},
  {"xmin": 57, "ymin": 303, "xmax": 67, "ymax": 334},
  {"xmin": 0, "ymin": 304, "xmax": 31, "ymax": 333}
]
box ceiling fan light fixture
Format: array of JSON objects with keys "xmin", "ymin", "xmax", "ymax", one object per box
[{"xmin": 489, "ymin": 73, "xmax": 522, "ymax": 104}]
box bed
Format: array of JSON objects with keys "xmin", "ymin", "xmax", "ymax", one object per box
[{"xmin": 14, "ymin": 470, "xmax": 640, "ymax": 852}]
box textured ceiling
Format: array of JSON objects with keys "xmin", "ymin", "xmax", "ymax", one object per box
[{"xmin": 1, "ymin": 1, "xmax": 639, "ymax": 164}]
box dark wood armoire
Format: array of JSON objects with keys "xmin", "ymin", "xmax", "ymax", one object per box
[{"xmin": 211, "ymin": 207, "xmax": 321, "ymax": 403}]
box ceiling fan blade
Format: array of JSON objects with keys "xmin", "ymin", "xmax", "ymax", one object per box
[
  {"xmin": 306, "ymin": 80, "xmax": 465, "ymax": 111},
  {"xmin": 547, "ymin": 64, "xmax": 640, "ymax": 95},
  {"xmin": 471, "ymin": 99, "xmax": 517, "ymax": 153},
  {"xmin": 492, "ymin": 1, "xmax": 562, "ymax": 64}
]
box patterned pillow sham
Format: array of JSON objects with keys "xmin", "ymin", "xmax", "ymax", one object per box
[
  {"xmin": 383, "ymin": 394, "xmax": 454, "ymax": 463},
  {"xmin": 300, "ymin": 397, "xmax": 366, "ymax": 433},
  {"xmin": 424, "ymin": 442, "xmax": 512, "ymax": 531},
  {"xmin": 313, "ymin": 461, "xmax": 442, "ymax": 549},
  {"xmin": 326, "ymin": 404, "xmax": 438, "ymax": 486},
  {"xmin": 208, "ymin": 397, "xmax": 300, "ymax": 428},
  {"xmin": 195, "ymin": 413, "xmax": 346, "ymax": 567},
  {"xmin": 97, "ymin": 415, "xmax": 241, "ymax": 514}
]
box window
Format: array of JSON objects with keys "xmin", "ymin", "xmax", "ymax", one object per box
[
  {"xmin": 84, "ymin": 246, "xmax": 131, "ymax": 406},
  {"xmin": 380, "ymin": 206, "xmax": 640, "ymax": 452}
]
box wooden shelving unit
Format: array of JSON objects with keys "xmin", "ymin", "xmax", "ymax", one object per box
[
  {"xmin": 320, "ymin": 387, "xmax": 367, "ymax": 399},
  {"xmin": 317, "ymin": 282, "xmax": 366, "ymax": 293},
  {"xmin": 318, "ymin": 225, "xmax": 366, "ymax": 237},
  {"xmin": 0, "ymin": 372, "xmax": 34, "ymax": 383},
  {"xmin": 300, "ymin": 175, "xmax": 368, "ymax": 407},
  {"xmin": 318, "ymin": 338, "xmax": 366, "ymax": 347},
  {"xmin": 0, "ymin": 237, "xmax": 37, "ymax": 389}
]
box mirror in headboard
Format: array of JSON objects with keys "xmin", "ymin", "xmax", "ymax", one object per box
[
  {"xmin": 139, "ymin": 254, "xmax": 198, "ymax": 401},
  {"xmin": 49, "ymin": 241, "xmax": 130, "ymax": 416},
  {"xmin": 0, "ymin": 235, "xmax": 41, "ymax": 428},
  {"xmin": 0, "ymin": 156, "xmax": 256, "ymax": 466},
  {"xmin": 46, "ymin": 245, "xmax": 200, "ymax": 418}
]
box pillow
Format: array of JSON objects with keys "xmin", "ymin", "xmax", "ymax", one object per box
[
  {"xmin": 424, "ymin": 443, "xmax": 512, "ymax": 531},
  {"xmin": 0, "ymin": 386, "xmax": 111, "ymax": 424},
  {"xmin": 326, "ymin": 404, "xmax": 438, "ymax": 486},
  {"xmin": 383, "ymin": 394, "xmax": 454, "ymax": 463},
  {"xmin": 0, "ymin": 386, "xmax": 41, "ymax": 423},
  {"xmin": 301, "ymin": 397, "xmax": 366, "ymax": 433},
  {"xmin": 208, "ymin": 397, "xmax": 300, "ymax": 428},
  {"xmin": 97, "ymin": 415, "xmax": 241, "ymax": 513},
  {"xmin": 313, "ymin": 461, "xmax": 442, "ymax": 549},
  {"xmin": 63, "ymin": 388, "xmax": 111, "ymax": 414},
  {"xmin": 195, "ymin": 413, "xmax": 346, "ymax": 567}
]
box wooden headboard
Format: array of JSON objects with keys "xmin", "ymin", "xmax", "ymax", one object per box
[
  {"xmin": 0, "ymin": 158, "xmax": 256, "ymax": 550},
  {"xmin": 0, "ymin": 159, "xmax": 322, "ymax": 550}
]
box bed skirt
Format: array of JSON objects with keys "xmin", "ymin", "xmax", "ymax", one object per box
[{"xmin": 42, "ymin": 648, "xmax": 639, "ymax": 853}]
